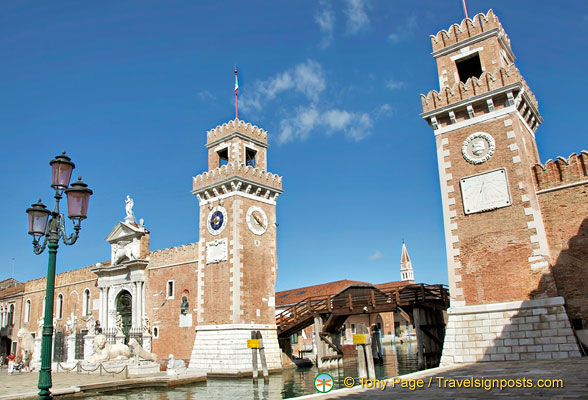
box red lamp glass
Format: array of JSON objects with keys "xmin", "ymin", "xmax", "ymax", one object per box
[
  {"xmin": 64, "ymin": 177, "xmax": 93, "ymax": 221},
  {"xmin": 26, "ymin": 199, "xmax": 51, "ymax": 237},
  {"xmin": 50, "ymin": 151, "xmax": 75, "ymax": 191}
]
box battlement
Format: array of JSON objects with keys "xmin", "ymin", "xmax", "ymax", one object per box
[
  {"xmin": 421, "ymin": 64, "xmax": 537, "ymax": 113},
  {"xmin": 430, "ymin": 9, "xmax": 511, "ymax": 53},
  {"xmin": 206, "ymin": 119, "xmax": 268, "ymax": 146},
  {"xmin": 193, "ymin": 162, "xmax": 283, "ymax": 192},
  {"xmin": 149, "ymin": 242, "xmax": 199, "ymax": 266},
  {"xmin": 533, "ymin": 151, "xmax": 588, "ymax": 191}
]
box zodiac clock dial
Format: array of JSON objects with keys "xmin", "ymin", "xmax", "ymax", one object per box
[
  {"xmin": 207, "ymin": 206, "xmax": 227, "ymax": 235},
  {"xmin": 246, "ymin": 206, "xmax": 268, "ymax": 235},
  {"xmin": 460, "ymin": 168, "xmax": 511, "ymax": 215}
]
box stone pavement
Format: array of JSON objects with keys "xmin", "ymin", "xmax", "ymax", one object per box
[
  {"xmin": 0, "ymin": 366, "xmax": 206, "ymax": 399},
  {"xmin": 299, "ymin": 358, "xmax": 588, "ymax": 399}
]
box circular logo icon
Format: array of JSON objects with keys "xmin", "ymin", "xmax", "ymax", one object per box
[{"xmin": 314, "ymin": 373, "xmax": 334, "ymax": 393}]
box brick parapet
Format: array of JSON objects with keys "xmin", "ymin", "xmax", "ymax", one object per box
[
  {"xmin": 193, "ymin": 162, "xmax": 283, "ymax": 195},
  {"xmin": 420, "ymin": 65, "xmax": 538, "ymax": 114},
  {"xmin": 206, "ymin": 119, "xmax": 268, "ymax": 147},
  {"xmin": 149, "ymin": 243, "xmax": 198, "ymax": 266},
  {"xmin": 532, "ymin": 152, "xmax": 588, "ymax": 191},
  {"xmin": 430, "ymin": 10, "xmax": 511, "ymax": 55}
]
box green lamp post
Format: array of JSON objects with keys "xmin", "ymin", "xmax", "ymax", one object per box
[{"xmin": 26, "ymin": 152, "xmax": 93, "ymax": 400}]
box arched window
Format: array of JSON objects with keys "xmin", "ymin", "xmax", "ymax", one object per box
[
  {"xmin": 8, "ymin": 304, "xmax": 15, "ymax": 326},
  {"xmin": 25, "ymin": 300, "xmax": 31, "ymax": 323},
  {"xmin": 83, "ymin": 289, "xmax": 91, "ymax": 316},
  {"xmin": 57, "ymin": 294, "xmax": 64, "ymax": 319},
  {"xmin": 42, "ymin": 296, "xmax": 46, "ymax": 316}
]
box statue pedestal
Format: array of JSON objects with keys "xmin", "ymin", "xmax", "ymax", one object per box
[
  {"xmin": 32, "ymin": 337, "xmax": 42, "ymax": 369},
  {"xmin": 128, "ymin": 361, "xmax": 160, "ymax": 376},
  {"xmin": 115, "ymin": 334, "xmax": 126, "ymax": 345},
  {"xmin": 84, "ymin": 334, "xmax": 95, "ymax": 360},
  {"xmin": 66, "ymin": 335, "xmax": 76, "ymax": 364}
]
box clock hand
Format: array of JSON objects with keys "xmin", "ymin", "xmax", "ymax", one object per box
[{"xmin": 253, "ymin": 213, "xmax": 265, "ymax": 227}]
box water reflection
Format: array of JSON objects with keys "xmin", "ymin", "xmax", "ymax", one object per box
[{"xmin": 81, "ymin": 343, "xmax": 417, "ymax": 400}]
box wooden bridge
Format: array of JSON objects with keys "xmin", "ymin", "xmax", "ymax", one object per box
[{"xmin": 275, "ymin": 283, "xmax": 450, "ymax": 369}]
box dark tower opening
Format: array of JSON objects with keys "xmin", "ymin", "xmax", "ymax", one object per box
[{"xmin": 456, "ymin": 54, "xmax": 483, "ymax": 83}]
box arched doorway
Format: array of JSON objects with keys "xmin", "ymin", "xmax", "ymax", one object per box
[{"xmin": 116, "ymin": 290, "xmax": 132, "ymax": 340}]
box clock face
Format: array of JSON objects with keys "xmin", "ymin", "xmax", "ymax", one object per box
[
  {"xmin": 246, "ymin": 206, "xmax": 268, "ymax": 235},
  {"xmin": 207, "ymin": 206, "xmax": 227, "ymax": 235},
  {"xmin": 460, "ymin": 168, "xmax": 511, "ymax": 215}
]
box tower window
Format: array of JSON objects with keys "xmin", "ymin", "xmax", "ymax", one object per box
[
  {"xmin": 83, "ymin": 289, "xmax": 91, "ymax": 316},
  {"xmin": 217, "ymin": 148, "xmax": 229, "ymax": 167},
  {"xmin": 245, "ymin": 148, "xmax": 257, "ymax": 168},
  {"xmin": 166, "ymin": 280, "xmax": 175, "ymax": 299},
  {"xmin": 456, "ymin": 53, "xmax": 483, "ymax": 83}
]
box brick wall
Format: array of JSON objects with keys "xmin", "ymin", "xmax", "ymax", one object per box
[{"xmin": 147, "ymin": 243, "xmax": 198, "ymax": 361}]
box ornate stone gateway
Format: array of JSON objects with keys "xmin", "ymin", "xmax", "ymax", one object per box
[{"xmin": 91, "ymin": 197, "xmax": 149, "ymax": 335}]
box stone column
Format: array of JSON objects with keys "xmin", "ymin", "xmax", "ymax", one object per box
[
  {"xmin": 142, "ymin": 334, "xmax": 152, "ymax": 352},
  {"xmin": 33, "ymin": 336, "xmax": 42, "ymax": 365},
  {"xmin": 66, "ymin": 335, "xmax": 76, "ymax": 364},
  {"xmin": 137, "ymin": 281, "xmax": 143, "ymax": 325},
  {"xmin": 83, "ymin": 334, "xmax": 94, "ymax": 361},
  {"xmin": 132, "ymin": 282, "xmax": 138, "ymax": 328}
]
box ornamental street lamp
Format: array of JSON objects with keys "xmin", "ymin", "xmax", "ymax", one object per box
[{"xmin": 26, "ymin": 151, "xmax": 92, "ymax": 400}]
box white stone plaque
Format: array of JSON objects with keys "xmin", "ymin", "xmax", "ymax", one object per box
[
  {"xmin": 460, "ymin": 168, "xmax": 511, "ymax": 215},
  {"xmin": 179, "ymin": 313, "xmax": 192, "ymax": 328},
  {"xmin": 92, "ymin": 299, "xmax": 100, "ymax": 311},
  {"xmin": 206, "ymin": 238, "xmax": 228, "ymax": 264}
]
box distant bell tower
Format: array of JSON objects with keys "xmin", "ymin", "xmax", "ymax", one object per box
[
  {"xmin": 189, "ymin": 118, "xmax": 283, "ymax": 373},
  {"xmin": 400, "ymin": 242, "xmax": 414, "ymax": 283},
  {"xmin": 421, "ymin": 10, "xmax": 580, "ymax": 364}
]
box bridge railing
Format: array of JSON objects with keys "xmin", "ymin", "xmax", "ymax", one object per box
[{"xmin": 276, "ymin": 283, "xmax": 449, "ymax": 334}]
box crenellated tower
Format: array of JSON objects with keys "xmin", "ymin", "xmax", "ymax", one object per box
[
  {"xmin": 421, "ymin": 10, "xmax": 581, "ymax": 364},
  {"xmin": 188, "ymin": 118, "xmax": 283, "ymax": 373}
]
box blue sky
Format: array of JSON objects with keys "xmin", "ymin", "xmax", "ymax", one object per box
[{"xmin": 1, "ymin": 1, "xmax": 587, "ymax": 291}]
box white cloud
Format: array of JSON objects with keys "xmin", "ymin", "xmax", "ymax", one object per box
[
  {"xmin": 315, "ymin": 2, "xmax": 335, "ymax": 48},
  {"xmin": 241, "ymin": 60, "xmax": 325, "ymax": 113},
  {"xmin": 374, "ymin": 103, "xmax": 394, "ymax": 118},
  {"xmin": 345, "ymin": 0, "xmax": 370, "ymax": 34},
  {"xmin": 197, "ymin": 90, "xmax": 216, "ymax": 101},
  {"xmin": 369, "ymin": 250, "xmax": 383, "ymax": 261},
  {"xmin": 278, "ymin": 106, "xmax": 373, "ymax": 144},
  {"xmin": 386, "ymin": 79, "xmax": 406, "ymax": 90},
  {"xmin": 388, "ymin": 15, "xmax": 417, "ymax": 44}
]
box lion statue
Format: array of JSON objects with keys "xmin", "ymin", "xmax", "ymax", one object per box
[
  {"xmin": 86, "ymin": 334, "xmax": 131, "ymax": 363},
  {"xmin": 128, "ymin": 338, "xmax": 157, "ymax": 362}
]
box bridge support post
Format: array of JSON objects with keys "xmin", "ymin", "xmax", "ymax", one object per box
[
  {"xmin": 313, "ymin": 315, "xmax": 326, "ymax": 369},
  {"xmin": 413, "ymin": 307, "xmax": 425, "ymax": 370}
]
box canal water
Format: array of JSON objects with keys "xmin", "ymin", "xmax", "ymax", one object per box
[{"xmin": 83, "ymin": 342, "xmax": 417, "ymax": 400}]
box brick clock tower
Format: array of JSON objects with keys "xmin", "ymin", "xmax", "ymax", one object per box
[
  {"xmin": 188, "ymin": 119, "xmax": 283, "ymax": 372},
  {"xmin": 421, "ymin": 10, "xmax": 581, "ymax": 364}
]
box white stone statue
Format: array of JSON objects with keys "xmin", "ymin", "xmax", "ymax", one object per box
[
  {"xmin": 86, "ymin": 334, "xmax": 131, "ymax": 363},
  {"xmin": 65, "ymin": 316, "xmax": 74, "ymax": 336},
  {"xmin": 112, "ymin": 239, "xmax": 140, "ymax": 265},
  {"xmin": 17, "ymin": 328, "xmax": 34, "ymax": 371},
  {"xmin": 115, "ymin": 313, "xmax": 123, "ymax": 335},
  {"xmin": 86, "ymin": 315, "xmax": 96, "ymax": 335},
  {"xmin": 128, "ymin": 338, "xmax": 157, "ymax": 362},
  {"xmin": 166, "ymin": 354, "xmax": 186, "ymax": 370},
  {"xmin": 142, "ymin": 314, "xmax": 151, "ymax": 334},
  {"xmin": 125, "ymin": 195, "xmax": 135, "ymax": 223}
]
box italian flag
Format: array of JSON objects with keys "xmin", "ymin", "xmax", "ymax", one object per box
[{"xmin": 234, "ymin": 69, "xmax": 239, "ymax": 95}]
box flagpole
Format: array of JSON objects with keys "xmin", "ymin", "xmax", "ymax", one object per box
[
  {"xmin": 462, "ymin": 0, "xmax": 469, "ymax": 19},
  {"xmin": 234, "ymin": 66, "xmax": 239, "ymax": 120}
]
